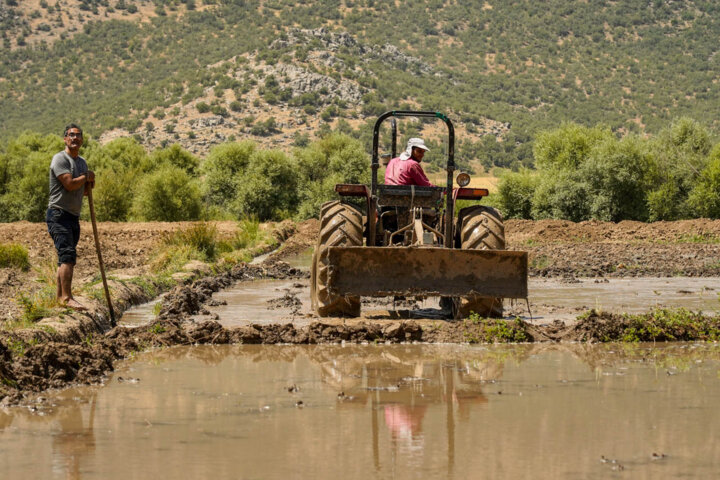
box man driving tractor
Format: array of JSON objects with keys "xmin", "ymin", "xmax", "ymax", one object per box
[{"xmin": 384, "ymin": 138, "xmax": 436, "ymax": 187}]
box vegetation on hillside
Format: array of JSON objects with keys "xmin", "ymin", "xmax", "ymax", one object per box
[{"xmin": 3, "ymin": 0, "xmax": 720, "ymax": 169}]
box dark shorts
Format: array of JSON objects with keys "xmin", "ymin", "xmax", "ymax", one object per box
[{"xmin": 46, "ymin": 207, "xmax": 80, "ymax": 265}]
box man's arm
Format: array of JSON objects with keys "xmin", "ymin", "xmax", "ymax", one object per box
[
  {"xmin": 57, "ymin": 170, "xmax": 95, "ymax": 192},
  {"xmin": 408, "ymin": 163, "xmax": 435, "ymax": 187}
]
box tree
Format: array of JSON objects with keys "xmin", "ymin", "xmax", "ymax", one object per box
[
  {"xmin": 150, "ymin": 143, "xmax": 199, "ymax": 174},
  {"xmin": 533, "ymin": 123, "xmax": 613, "ymax": 170},
  {"xmin": 686, "ymin": 144, "xmax": 720, "ymax": 218},
  {"xmin": 131, "ymin": 165, "xmax": 202, "ymax": 221},
  {"xmin": 293, "ymin": 133, "xmax": 370, "ymax": 219},
  {"xmin": 496, "ymin": 169, "xmax": 539, "ymax": 219},
  {"xmin": 232, "ymin": 149, "xmax": 298, "ymax": 220},
  {"xmin": 200, "ymin": 140, "xmax": 256, "ymax": 210},
  {"xmin": 580, "ymin": 135, "xmax": 653, "ymax": 221}
]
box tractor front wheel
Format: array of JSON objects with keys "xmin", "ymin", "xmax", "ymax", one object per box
[{"xmin": 311, "ymin": 200, "xmax": 363, "ymax": 317}]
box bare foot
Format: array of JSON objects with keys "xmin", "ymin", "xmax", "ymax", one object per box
[{"xmin": 62, "ymin": 298, "xmax": 88, "ymax": 311}]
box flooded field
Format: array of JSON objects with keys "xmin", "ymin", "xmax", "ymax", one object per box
[
  {"xmin": 1, "ymin": 343, "xmax": 719, "ymax": 479},
  {"xmin": 119, "ymin": 276, "xmax": 720, "ymax": 327}
]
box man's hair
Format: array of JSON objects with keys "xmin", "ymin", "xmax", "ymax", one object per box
[{"xmin": 63, "ymin": 123, "xmax": 83, "ymax": 137}]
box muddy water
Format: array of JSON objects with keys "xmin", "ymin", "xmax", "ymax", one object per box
[
  {"xmin": 195, "ymin": 277, "xmax": 720, "ymax": 327},
  {"xmin": 119, "ymin": 246, "xmax": 720, "ymax": 326},
  {"xmin": 1, "ymin": 343, "xmax": 719, "ymax": 479}
]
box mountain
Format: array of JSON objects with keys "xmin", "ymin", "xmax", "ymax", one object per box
[{"xmin": 2, "ymin": 0, "xmax": 720, "ymax": 169}]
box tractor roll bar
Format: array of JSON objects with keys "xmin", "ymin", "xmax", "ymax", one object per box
[{"xmin": 371, "ymin": 111, "xmax": 456, "ymax": 247}]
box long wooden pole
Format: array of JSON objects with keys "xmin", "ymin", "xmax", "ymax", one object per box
[{"xmin": 87, "ymin": 189, "xmax": 116, "ymax": 326}]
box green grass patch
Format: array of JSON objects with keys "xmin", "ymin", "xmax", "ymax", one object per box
[
  {"xmin": 654, "ymin": 233, "xmax": 720, "ymax": 245},
  {"xmin": 463, "ymin": 315, "xmax": 530, "ymax": 343},
  {"xmin": 619, "ymin": 309, "xmax": 720, "ymax": 342},
  {"xmin": 162, "ymin": 222, "xmax": 220, "ymax": 261},
  {"xmin": 0, "ymin": 243, "xmax": 30, "ymax": 271},
  {"xmin": 14, "ymin": 286, "xmax": 59, "ymax": 324},
  {"xmin": 6, "ymin": 337, "xmax": 40, "ymax": 357}
]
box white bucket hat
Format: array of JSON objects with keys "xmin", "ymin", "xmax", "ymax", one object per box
[
  {"xmin": 399, "ymin": 138, "xmax": 430, "ymax": 160},
  {"xmin": 407, "ymin": 138, "xmax": 430, "ymax": 152}
]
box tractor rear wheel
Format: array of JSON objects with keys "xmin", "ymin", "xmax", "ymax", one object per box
[
  {"xmin": 452, "ymin": 206, "xmax": 505, "ymax": 319},
  {"xmin": 311, "ymin": 200, "xmax": 363, "ymax": 317}
]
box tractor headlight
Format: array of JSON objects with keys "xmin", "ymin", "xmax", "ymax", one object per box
[{"xmin": 456, "ymin": 172, "xmax": 471, "ymax": 187}]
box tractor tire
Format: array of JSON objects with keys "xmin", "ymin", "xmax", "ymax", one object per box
[
  {"xmin": 452, "ymin": 205, "xmax": 505, "ymax": 319},
  {"xmin": 311, "ymin": 200, "xmax": 363, "ymax": 317}
]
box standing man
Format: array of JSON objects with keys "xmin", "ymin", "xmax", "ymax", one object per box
[
  {"xmin": 46, "ymin": 123, "xmax": 94, "ymax": 311},
  {"xmin": 384, "ymin": 137, "xmax": 436, "ymax": 187}
]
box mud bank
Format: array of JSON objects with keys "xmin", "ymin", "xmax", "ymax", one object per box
[{"xmin": 0, "ymin": 260, "xmax": 307, "ymax": 404}]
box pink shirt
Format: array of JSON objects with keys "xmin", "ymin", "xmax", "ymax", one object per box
[{"xmin": 384, "ymin": 157, "xmax": 434, "ymax": 187}]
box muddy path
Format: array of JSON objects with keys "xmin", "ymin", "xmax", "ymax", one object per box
[{"xmin": 3, "ymin": 217, "xmax": 720, "ymax": 404}]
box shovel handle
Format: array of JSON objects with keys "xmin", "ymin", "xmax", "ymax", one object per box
[{"xmin": 87, "ymin": 188, "xmax": 116, "ymax": 326}]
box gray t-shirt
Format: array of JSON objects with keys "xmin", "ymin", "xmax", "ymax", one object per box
[{"xmin": 48, "ymin": 151, "xmax": 88, "ymax": 216}]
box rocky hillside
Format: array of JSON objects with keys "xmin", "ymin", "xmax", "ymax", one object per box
[{"xmin": 3, "ymin": 0, "xmax": 720, "ymax": 166}]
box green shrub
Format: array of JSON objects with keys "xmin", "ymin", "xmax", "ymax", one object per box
[
  {"xmin": 0, "ymin": 243, "xmax": 29, "ymax": 270},
  {"xmin": 131, "ymin": 165, "xmax": 202, "ymax": 221},
  {"xmin": 531, "ymin": 169, "xmax": 590, "ymax": 221},
  {"xmin": 231, "ymin": 219, "xmax": 261, "ymax": 249},
  {"xmin": 200, "ymin": 141, "xmax": 256, "ymax": 210},
  {"xmin": 533, "ymin": 123, "xmax": 613, "ymax": 170},
  {"xmin": 580, "ymin": 135, "xmax": 653, "ymax": 221},
  {"xmin": 496, "ymin": 169, "xmax": 539, "ymax": 219},
  {"xmin": 150, "ymin": 143, "xmax": 199, "ymax": 174},
  {"xmin": 293, "ymin": 133, "xmax": 370, "ymax": 220},
  {"xmin": 92, "ymin": 166, "xmax": 133, "ymax": 221},
  {"xmin": 232, "ymin": 149, "xmax": 298, "ymax": 220}
]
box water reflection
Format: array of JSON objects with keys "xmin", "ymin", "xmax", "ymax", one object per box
[{"xmin": 2, "ymin": 343, "xmax": 720, "ymax": 479}]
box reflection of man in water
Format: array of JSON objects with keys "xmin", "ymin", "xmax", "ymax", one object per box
[
  {"xmin": 53, "ymin": 395, "xmax": 97, "ymax": 479},
  {"xmin": 384, "ymin": 404, "xmax": 428, "ymax": 441}
]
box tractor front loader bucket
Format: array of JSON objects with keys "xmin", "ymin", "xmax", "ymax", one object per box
[{"xmin": 325, "ymin": 247, "xmax": 528, "ymax": 298}]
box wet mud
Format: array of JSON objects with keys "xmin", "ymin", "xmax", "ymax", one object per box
[{"xmin": 4, "ymin": 218, "xmax": 720, "ymax": 404}]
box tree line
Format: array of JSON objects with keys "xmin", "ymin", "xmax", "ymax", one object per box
[
  {"xmin": 3, "ymin": 116, "xmax": 720, "ymax": 225},
  {"xmin": 0, "ymin": 132, "xmax": 369, "ymax": 223},
  {"xmin": 495, "ymin": 117, "xmax": 720, "ymax": 222}
]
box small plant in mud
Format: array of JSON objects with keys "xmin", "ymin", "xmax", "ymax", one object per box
[
  {"xmin": 86, "ymin": 286, "xmax": 109, "ymax": 303},
  {"xmin": 150, "ymin": 244, "xmax": 198, "ymax": 275},
  {"xmin": 530, "ymin": 254, "xmax": 551, "ymax": 270},
  {"xmin": 16, "ymin": 292, "xmax": 55, "ymax": 324},
  {"xmin": 6, "ymin": 338, "xmax": 38, "ymax": 357},
  {"xmin": 0, "ymin": 243, "xmax": 30, "ymax": 271},
  {"xmin": 149, "ymin": 323, "xmax": 166, "ymax": 334},
  {"xmin": 582, "ymin": 309, "xmax": 720, "ymax": 342},
  {"xmin": 625, "ymin": 309, "xmax": 720, "ymax": 342},
  {"xmin": 1, "ymin": 377, "xmax": 18, "ymax": 388}
]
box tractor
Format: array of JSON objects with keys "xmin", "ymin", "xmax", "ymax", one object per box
[{"xmin": 310, "ymin": 111, "xmax": 528, "ymax": 319}]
